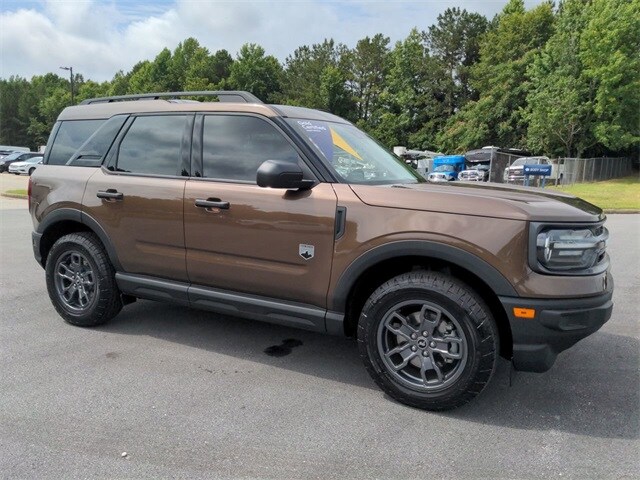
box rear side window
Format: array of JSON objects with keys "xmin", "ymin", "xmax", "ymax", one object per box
[
  {"xmin": 116, "ymin": 115, "xmax": 186, "ymax": 176},
  {"xmin": 202, "ymin": 115, "xmax": 300, "ymax": 182},
  {"xmin": 68, "ymin": 115, "xmax": 128, "ymax": 167},
  {"xmin": 47, "ymin": 120, "xmax": 105, "ymax": 165}
]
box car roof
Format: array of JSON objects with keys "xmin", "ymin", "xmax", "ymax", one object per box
[{"xmin": 57, "ymin": 91, "xmax": 351, "ymax": 125}]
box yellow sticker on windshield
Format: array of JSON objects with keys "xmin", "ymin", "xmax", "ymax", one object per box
[{"xmin": 330, "ymin": 128, "xmax": 363, "ymax": 161}]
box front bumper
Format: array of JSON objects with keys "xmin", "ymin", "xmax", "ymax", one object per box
[{"xmin": 499, "ymin": 279, "xmax": 613, "ymax": 372}]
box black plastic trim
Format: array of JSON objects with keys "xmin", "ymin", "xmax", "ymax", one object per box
[
  {"xmin": 325, "ymin": 311, "xmax": 345, "ymax": 335},
  {"xmin": 500, "ymin": 282, "xmax": 614, "ymax": 372},
  {"xmin": 116, "ymin": 273, "xmax": 190, "ymax": 305},
  {"xmin": 32, "ymin": 231, "xmax": 43, "ymax": 266},
  {"xmin": 81, "ymin": 90, "xmax": 263, "ymax": 105},
  {"xmin": 192, "ymin": 114, "xmax": 204, "ymax": 177},
  {"xmin": 335, "ymin": 206, "xmax": 346, "ymax": 240},
  {"xmin": 331, "ymin": 240, "xmax": 518, "ymax": 311},
  {"xmin": 115, "ymin": 272, "xmax": 330, "ymax": 332},
  {"xmin": 36, "ymin": 207, "xmax": 82, "ymax": 233},
  {"xmin": 181, "ymin": 114, "xmax": 195, "ymax": 176},
  {"xmin": 35, "ymin": 208, "xmax": 123, "ymax": 271},
  {"xmin": 189, "ymin": 285, "xmax": 326, "ymax": 332}
]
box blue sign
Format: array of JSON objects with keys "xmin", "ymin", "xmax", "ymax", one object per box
[{"xmin": 523, "ymin": 164, "xmax": 552, "ymax": 176}]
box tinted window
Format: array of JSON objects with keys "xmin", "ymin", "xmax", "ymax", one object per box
[
  {"xmin": 116, "ymin": 115, "xmax": 186, "ymax": 176},
  {"xmin": 202, "ymin": 115, "xmax": 300, "ymax": 181},
  {"xmin": 47, "ymin": 120, "xmax": 105, "ymax": 165},
  {"xmin": 69, "ymin": 115, "xmax": 128, "ymax": 167}
]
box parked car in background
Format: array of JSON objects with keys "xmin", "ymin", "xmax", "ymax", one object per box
[
  {"xmin": 0, "ymin": 145, "xmax": 30, "ymax": 156},
  {"xmin": 427, "ymin": 155, "xmax": 465, "ymax": 182},
  {"xmin": 8, "ymin": 155, "xmax": 43, "ymax": 175},
  {"xmin": 459, "ymin": 163, "xmax": 490, "ymax": 182},
  {"xmin": 504, "ymin": 156, "xmax": 551, "ymax": 183},
  {"xmin": 0, "ymin": 152, "xmax": 41, "ymax": 173}
]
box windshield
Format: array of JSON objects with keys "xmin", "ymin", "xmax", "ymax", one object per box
[
  {"xmin": 434, "ymin": 165, "xmax": 455, "ymax": 172},
  {"xmin": 286, "ymin": 119, "xmax": 422, "ymax": 184}
]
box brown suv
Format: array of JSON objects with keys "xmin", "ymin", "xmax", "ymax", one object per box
[{"xmin": 29, "ymin": 91, "xmax": 613, "ymax": 410}]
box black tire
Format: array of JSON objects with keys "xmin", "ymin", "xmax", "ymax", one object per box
[
  {"xmin": 28, "ymin": 168, "xmax": 35, "ymax": 176},
  {"xmin": 45, "ymin": 232, "xmax": 122, "ymax": 326},
  {"xmin": 358, "ymin": 271, "xmax": 498, "ymax": 411}
]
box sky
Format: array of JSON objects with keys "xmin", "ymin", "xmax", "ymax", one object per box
[{"xmin": 1, "ymin": 0, "xmax": 542, "ymax": 82}]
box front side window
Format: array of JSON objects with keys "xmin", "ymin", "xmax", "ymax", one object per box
[
  {"xmin": 116, "ymin": 115, "xmax": 186, "ymax": 176},
  {"xmin": 47, "ymin": 120, "xmax": 105, "ymax": 165},
  {"xmin": 286, "ymin": 118, "xmax": 422, "ymax": 184},
  {"xmin": 202, "ymin": 115, "xmax": 300, "ymax": 182}
]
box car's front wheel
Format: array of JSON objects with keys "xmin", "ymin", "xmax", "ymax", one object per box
[
  {"xmin": 45, "ymin": 232, "xmax": 122, "ymax": 326},
  {"xmin": 358, "ymin": 271, "xmax": 498, "ymax": 410}
]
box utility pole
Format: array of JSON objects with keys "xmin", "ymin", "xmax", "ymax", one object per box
[{"xmin": 59, "ymin": 66, "xmax": 74, "ymax": 105}]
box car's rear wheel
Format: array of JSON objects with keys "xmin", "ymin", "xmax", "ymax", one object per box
[
  {"xmin": 358, "ymin": 271, "xmax": 498, "ymax": 410},
  {"xmin": 45, "ymin": 232, "xmax": 122, "ymax": 326}
]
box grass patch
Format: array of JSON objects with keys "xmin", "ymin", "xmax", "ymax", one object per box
[
  {"xmin": 549, "ymin": 175, "xmax": 640, "ymax": 211},
  {"xmin": 5, "ymin": 189, "xmax": 27, "ymax": 196}
]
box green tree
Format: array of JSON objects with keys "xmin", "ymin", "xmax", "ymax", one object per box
[
  {"xmin": 425, "ymin": 8, "xmax": 489, "ymax": 115},
  {"xmin": 0, "ymin": 77, "xmax": 34, "ymax": 147},
  {"xmin": 228, "ymin": 44, "xmax": 283, "ymax": 102},
  {"xmin": 438, "ymin": 0, "xmax": 555, "ymax": 152},
  {"xmin": 580, "ymin": 0, "xmax": 640, "ymax": 152},
  {"xmin": 281, "ymin": 39, "xmax": 351, "ymax": 112},
  {"xmin": 26, "ymin": 74, "xmax": 70, "ymax": 147},
  {"xmin": 346, "ymin": 34, "xmax": 390, "ymax": 123},
  {"xmin": 319, "ymin": 65, "xmax": 355, "ymax": 118},
  {"xmin": 524, "ymin": 0, "xmax": 595, "ymax": 157},
  {"xmin": 366, "ymin": 30, "xmax": 427, "ymax": 147},
  {"xmin": 126, "ymin": 61, "xmax": 155, "ymax": 93}
]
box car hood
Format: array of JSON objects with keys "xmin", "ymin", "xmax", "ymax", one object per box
[
  {"xmin": 349, "ymin": 181, "xmax": 603, "ymax": 222},
  {"xmin": 9, "ymin": 161, "xmax": 29, "ymax": 167}
]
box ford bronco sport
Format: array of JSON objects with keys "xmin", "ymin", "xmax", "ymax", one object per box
[{"xmin": 29, "ymin": 91, "xmax": 613, "ymax": 410}]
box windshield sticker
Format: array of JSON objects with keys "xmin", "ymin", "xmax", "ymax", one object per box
[
  {"xmin": 297, "ymin": 120, "xmax": 327, "ymax": 133},
  {"xmin": 330, "ymin": 128, "xmax": 363, "ymax": 161},
  {"xmin": 297, "ymin": 120, "xmax": 334, "ymax": 161}
]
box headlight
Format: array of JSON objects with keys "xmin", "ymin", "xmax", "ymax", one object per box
[{"xmin": 530, "ymin": 223, "xmax": 608, "ymax": 274}]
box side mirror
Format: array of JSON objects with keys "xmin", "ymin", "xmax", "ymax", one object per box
[{"xmin": 256, "ymin": 160, "xmax": 314, "ymax": 190}]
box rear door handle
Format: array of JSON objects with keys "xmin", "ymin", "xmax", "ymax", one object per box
[
  {"xmin": 97, "ymin": 189, "xmax": 123, "ymax": 200},
  {"xmin": 195, "ymin": 198, "xmax": 230, "ymax": 210}
]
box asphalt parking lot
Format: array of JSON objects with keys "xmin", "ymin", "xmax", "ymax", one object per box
[{"xmin": 1, "ymin": 196, "xmax": 638, "ymax": 479}]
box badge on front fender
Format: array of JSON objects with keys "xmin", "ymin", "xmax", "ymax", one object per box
[{"xmin": 299, "ymin": 244, "xmax": 314, "ymax": 260}]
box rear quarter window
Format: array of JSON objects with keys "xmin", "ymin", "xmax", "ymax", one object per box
[{"xmin": 46, "ymin": 119, "xmax": 105, "ymax": 165}]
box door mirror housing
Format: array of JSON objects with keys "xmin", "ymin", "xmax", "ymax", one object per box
[{"xmin": 256, "ymin": 160, "xmax": 314, "ymax": 190}]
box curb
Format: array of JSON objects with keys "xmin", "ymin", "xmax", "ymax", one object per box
[
  {"xmin": 604, "ymin": 210, "xmax": 640, "ymax": 214},
  {"xmin": 1, "ymin": 193, "xmax": 27, "ymax": 200}
]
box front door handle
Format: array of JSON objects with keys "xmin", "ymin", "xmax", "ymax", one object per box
[
  {"xmin": 97, "ymin": 189, "xmax": 124, "ymax": 200},
  {"xmin": 195, "ymin": 198, "xmax": 230, "ymax": 210}
]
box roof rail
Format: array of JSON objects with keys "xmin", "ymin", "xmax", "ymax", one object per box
[{"xmin": 79, "ymin": 91, "xmax": 263, "ymax": 105}]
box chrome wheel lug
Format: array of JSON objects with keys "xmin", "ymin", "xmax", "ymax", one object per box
[
  {"xmin": 411, "ymin": 333, "xmax": 417, "ymax": 340},
  {"xmin": 422, "ymin": 351, "xmax": 429, "ymax": 357},
  {"xmin": 430, "ymin": 341, "xmax": 437, "ymax": 348},
  {"xmin": 411, "ymin": 346, "xmax": 417, "ymax": 352},
  {"xmin": 422, "ymin": 331, "xmax": 428, "ymax": 337}
]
